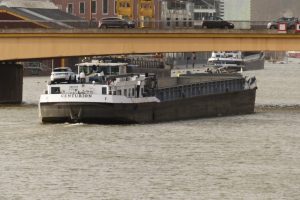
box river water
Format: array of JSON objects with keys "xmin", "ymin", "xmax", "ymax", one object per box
[{"xmin": 0, "ymin": 61, "xmax": 300, "ymax": 199}]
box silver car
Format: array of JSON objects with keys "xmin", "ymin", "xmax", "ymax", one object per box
[{"xmin": 50, "ymin": 67, "xmax": 76, "ymax": 84}]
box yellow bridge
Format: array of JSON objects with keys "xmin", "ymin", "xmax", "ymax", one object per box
[{"xmin": 1, "ymin": 29, "xmax": 300, "ymax": 61}]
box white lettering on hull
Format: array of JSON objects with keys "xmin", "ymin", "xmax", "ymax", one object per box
[{"xmin": 61, "ymin": 93, "xmax": 93, "ymax": 98}]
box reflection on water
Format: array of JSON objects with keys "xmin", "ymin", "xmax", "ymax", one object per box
[{"xmin": 0, "ymin": 62, "xmax": 300, "ymax": 199}]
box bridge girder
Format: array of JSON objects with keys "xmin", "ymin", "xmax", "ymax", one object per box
[{"xmin": 1, "ymin": 30, "xmax": 300, "ymax": 61}]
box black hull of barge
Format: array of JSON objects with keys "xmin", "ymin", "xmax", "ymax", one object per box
[{"xmin": 40, "ymin": 89, "xmax": 256, "ymax": 124}]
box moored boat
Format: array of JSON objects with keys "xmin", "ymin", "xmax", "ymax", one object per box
[
  {"xmin": 208, "ymin": 51, "xmax": 264, "ymax": 71},
  {"xmin": 287, "ymin": 51, "xmax": 300, "ymax": 58},
  {"xmin": 39, "ymin": 59, "xmax": 257, "ymax": 124}
]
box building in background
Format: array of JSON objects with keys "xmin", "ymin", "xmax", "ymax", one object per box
[
  {"xmin": 218, "ymin": 0, "xmax": 251, "ymax": 29},
  {"xmin": 51, "ymin": 0, "xmax": 116, "ymax": 23},
  {"xmin": 251, "ymin": 0, "xmax": 300, "ymax": 21},
  {"xmin": 160, "ymin": 0, "xmax": 193, "ymax": 28},
  {"xmin": 0, "ymin": 0, "xmax": 89, "ymax": 75},
  {"xmin": 193, "ymin": 0, "xmax": 217, "ymax": 19},
  {"xmin": 51, "ymin": 0, "xmax": 161, "ymax": 27},
  {"xmin": 216, "ymin": 0, "xmax": 300, "ymax": 29},
  {"xmin": 193, "ymin": 0, "xmax": 220, "ymax": 28},
  {"xmin": 0, "ymin": 0, "xmax": 87, "ymax": 29}
]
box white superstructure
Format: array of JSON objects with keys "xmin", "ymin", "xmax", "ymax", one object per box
[
  {"xmin": 208, "ymin": 51, "xmax": 244, "ymax": 66},
  {"xmin": 39, "ymin": 61, "xmax": 159, "ymax": 112}
]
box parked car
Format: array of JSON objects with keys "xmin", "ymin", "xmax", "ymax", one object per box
[
  {"xmin": 267, "ymin": 17, "xmax": 298, "ymax": 29},
  {"xmin": 98, "ymin": 17, "xmax": 135, "ymax": 29},
  {"xmin": 201, "ymin": 17, "xmax": 234, "ymax": 29},
  {"xmin": 50, "ymin": 67, "xmax": 76, "ymax": 84}
]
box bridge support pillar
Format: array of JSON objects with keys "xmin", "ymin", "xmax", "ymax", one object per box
[{"xmin": 0, "ymin": 62, "xmax": 23, "ymax": 104}]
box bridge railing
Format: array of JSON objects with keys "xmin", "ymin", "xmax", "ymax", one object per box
[{"xmin": 0, "ymin": 19, "xmax": 273, "ymax": 30}]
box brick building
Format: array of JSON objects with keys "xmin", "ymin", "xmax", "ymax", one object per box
[
  {"xmin": 218, "ymin": 0, "xmax": 300, "ymax": 22},
  {"xmin": 0, "ymin": 0, "xmax": 88, "ymax": 29},
  {"xmin": 251, "ymin": 0, "xmax": 300, "ymax": 21},
  {"xmin": 51, "ymin": 0, "xmax": 161, "ymax": 24}
]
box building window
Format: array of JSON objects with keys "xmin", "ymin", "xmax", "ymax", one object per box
[
  {"xmin": 114, "ymin": 0, "xmax": 117, "ymax": 15},
  {"xmin": 67, "ymin": 3, "xmax": 73, "ymax": 14},
  {"xmin": 103, "ymin": 0, "xmax": 108, "ymax": 14},
  {"xmin": 183, "ymin": 18, "xmax": 186, "ymax": 27},
  {"xmin": 91, "ymin": 0, "xmax": 97, "ymax": 14},
  {"xmin": 167, "ymin": 17, "xmax": 170, "ymax": 26},
  {"xmin": 79, "ymin": 2, "xmax": 85, "ymax": 14}
]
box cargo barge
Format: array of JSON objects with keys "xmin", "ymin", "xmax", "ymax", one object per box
[{"xmin": 39, "ymin": 60, "xmax": 257, "ymax": 123}]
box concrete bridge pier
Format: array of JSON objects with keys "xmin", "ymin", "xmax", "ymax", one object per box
[{"xmin": 0, "ymin": 62, "xmax": 23, "ymax": 104}]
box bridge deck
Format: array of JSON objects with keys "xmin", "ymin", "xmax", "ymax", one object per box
[{"xmin": 0, "ymin": 29, "xmax": 299, "ymax": 61}]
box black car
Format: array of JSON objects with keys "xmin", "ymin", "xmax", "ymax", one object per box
[
  {"xmin": 98, "ymin": 17, "xmax": 135, "ymax": 29},
  {"xmin": 201, "ymin": 17, "xmax": 234, "ymax": 29},
  {"xmin": 267, "ymin": 17, "xmax": 298, "ymax": 29}
]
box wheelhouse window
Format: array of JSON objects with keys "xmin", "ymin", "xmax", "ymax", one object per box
[
  {"xmin": 103, "ymin": 0, "xmax": 108, "ymax": 14},
  {"xmin": 51, "ymin": 87, "xmax": 60, "ymax": 94},
  {"xmin": 110, "ymin": 66, "xmax": 120, "ymax": 75},
  {"xmin": 102, "ymin": 87, "xmax": 107, "ymax": 95},
  {"xmin": 91, "ymin": 0, "xmax": 97, "ymax": 14},
  {"xmin": 79, "ymin": 2, "xmax": 85, "ymax": 14}
]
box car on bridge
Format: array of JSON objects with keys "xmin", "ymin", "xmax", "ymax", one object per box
[
  {"xmin": 267, "ymin": 17, "xmax": 298, "ymax": 29},
  {"xmin": 98, "ymin": 17, "xmax": 135, "ymax": 29},
  {"xmin": 201, "ymin": 17, "xmax": 234, "ymax": 29},
  {"xmin": 50, "ymin": 67, "xmax": 76, "ymax": 84}
]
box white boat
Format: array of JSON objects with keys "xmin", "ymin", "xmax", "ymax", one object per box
[
  {"xmin": 287, "ymin": 51, "xmax": 300, "ymax": 58},
  {"xmin": 208, "ymin": 51, "xmax": 264, "ymax": 71}
]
